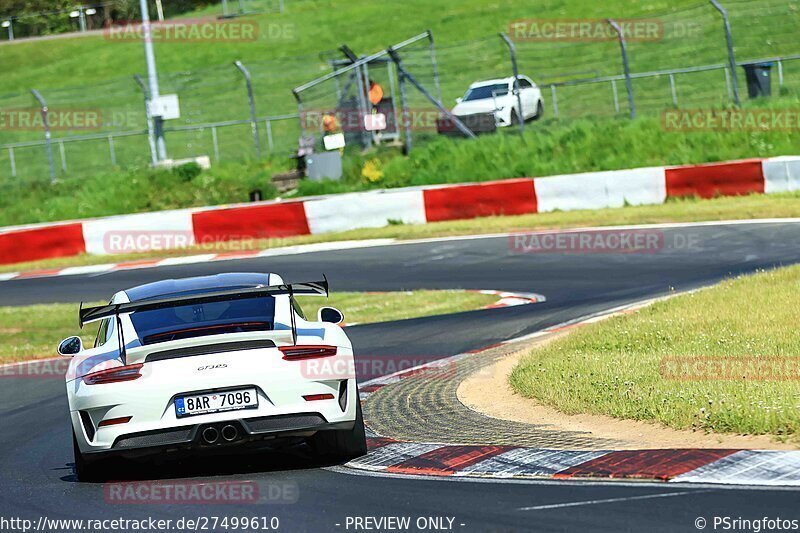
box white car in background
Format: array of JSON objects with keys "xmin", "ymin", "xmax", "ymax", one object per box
[
  {"xmin": 59, "ymin": 272, "xmax": 366, "ymax": 481},
  {"xmin": 452, "ymin": 75, "xmax": 544, "ymax": 127}
]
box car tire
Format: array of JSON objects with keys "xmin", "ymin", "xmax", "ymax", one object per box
[
  {"xmin": 308, "ymin": 399, "xmax": 368, "ymax": 462},
  {"xmin": 533, "ymin": 100, "xmax": 544, "ymax": 121},
  {"xmin": 73, "ymin": 430, "xmax": 109, "ymax": 482},
  {"xmin": 510, "ymin": 109, "xmax": 520, "ymax": 125}
]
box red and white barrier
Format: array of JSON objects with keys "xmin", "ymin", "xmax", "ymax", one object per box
[
  {"xmin": 535, "ymin": 166, "xmax": 666, "ymax": 212},
  {"xmin": 2, "ymin": 155, "xmax": 799, "ymax": 265},
  {"xmin": 305, "ymin": 189, "xmax": 427, "ymax": 234}
]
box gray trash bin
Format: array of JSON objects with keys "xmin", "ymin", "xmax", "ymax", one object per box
[
  {"xmin": 742, "ymin": 62, "xmax": 772, "ymax": 98},
  {"xmin": 306, "ymin": 151, "xmax": 343, "ymax": 181}
]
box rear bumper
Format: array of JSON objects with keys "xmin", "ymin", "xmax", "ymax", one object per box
[
  {"xmin": 68, "ymin": 348, "xmax": 359, "ymax": 454},
  {"xmin": 82, "ymin": 412, "xmax": 353, "ymax": 459}
]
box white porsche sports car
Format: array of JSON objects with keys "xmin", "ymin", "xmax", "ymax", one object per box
[{"xmin": 59, "ymin": 272, "xmax": 366, "ymax": 482}]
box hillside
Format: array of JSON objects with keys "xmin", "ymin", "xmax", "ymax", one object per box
[{"xmin": 0, "ymin": 0, "xmax": 797, "ymax": 225}]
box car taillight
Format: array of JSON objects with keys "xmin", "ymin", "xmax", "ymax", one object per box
[
  {"xmin": 83, "ymin": 364, "xmax": 144, "ymax": 385},
  {"xmin": 279, "ymin": 345, "xmax": 337, "ymax": 360},
  {"xmin": 303, "ymin": 394, "xmax": 335, "ymax": 401},
  {"xmin": 98, "ymin": 416, "xmax": 132, "ymax": 427}
]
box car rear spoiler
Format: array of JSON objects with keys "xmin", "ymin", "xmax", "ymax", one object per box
[{"xmin": 78, "ymin": 276, "xmax": 329, "ymax": 363}]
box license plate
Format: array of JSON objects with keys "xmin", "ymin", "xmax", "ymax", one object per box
[{"xmin": 175, "ymin": 388, "xmax": 258, "ymax": 418}]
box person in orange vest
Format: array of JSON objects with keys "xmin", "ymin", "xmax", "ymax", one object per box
[
  {"xmin": 368, "ymin": 80, "xmax": 384, "ymax": 106},
  {"xmin": 322, "ymin": 113, "xmax": 339, "ymax": 134}
]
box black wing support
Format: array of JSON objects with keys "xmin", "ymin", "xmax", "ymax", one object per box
[{"xmin": 78, "ymin": 278, "xmax": 330, "ymax": 328}]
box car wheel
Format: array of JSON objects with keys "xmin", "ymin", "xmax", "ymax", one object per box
[
  {"xmin": 308, "ymin": 399, "xmax": 368, "ymax": 462},
  {"xmin": 73, "ymin": 430, "xmax": 108, "ymax": 482},
  {"xmin": 510, "ymin": 109, "xmax": 520, "ymax": 125},
  {"xmin": 533, "ymin": 100, "xmax": 544, "ymax": 121}
]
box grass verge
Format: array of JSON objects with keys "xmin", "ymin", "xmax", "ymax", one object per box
[
  {"xmin": 3, "ymin": 190, "xmax": 800, "ymax": 274},
  {"xmin": 4, "ymin": 113, "xmax": 800, "ymax": 227},
  {"xmin": 509, "ymin": 265, "xmax": 800, "ymax": 439},
  {"xmin": 0, "ymin": 290, "xmax": 497, "ymax": 364}
]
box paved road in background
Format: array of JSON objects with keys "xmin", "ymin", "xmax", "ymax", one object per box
[{"xmin": 1, "ymin": 221, "xmax": 799, "ymax": 532}]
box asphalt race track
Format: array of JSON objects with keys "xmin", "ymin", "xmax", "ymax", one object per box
[{"xmin": 2, "ymin": 220, "xmax": 800, "ymax": 532}]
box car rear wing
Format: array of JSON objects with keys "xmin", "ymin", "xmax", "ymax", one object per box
[{"xmin": 78, "ymin": 277, "xmax": 329, "ymax": 363}]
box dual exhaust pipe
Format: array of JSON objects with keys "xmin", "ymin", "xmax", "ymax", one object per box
[{"xmin": 201, "ymin": 424, "xmax": 239, "ymax": 445}]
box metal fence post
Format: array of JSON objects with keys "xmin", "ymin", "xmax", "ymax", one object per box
[
  {"xmin": 607, "ymin": 19, "xmax": 635, "ymax": 119},
  {"xmin": 777, "ymin": 59, "xmax": 784, "ymax": 90},
  {"xmin": 354, "ymin": 63, "xmax": 373, "ymax": 149},
  {"xmin": 669, "ymin": 74, "xmax": 678, "ymax": 108},
  {"xmin": 30, "ymin": 89, "xmax": 56, "ymax": 184},
  {"xmin": 387, "ymin": 47, "xmax": 476, "ymax": 140},
  {"xmin": 611, "ymin": 79, "xmax": 620, "ymax": 114},
  {"xmin": 724, "ymin": 67, "xmax": 733, "ymax": 99},
  {"xmin": 108, "ymin": 135, "xmax": 117, "ymax": 166},
  {"xmin": 265, "ymin": 119, "xmax": 274, "ymax": 152},
  {"xmin": 234, "ymin": 60, "xmax": 262, "ymax": 159},
  {"xmin": 292, "ymin": 92, "xmax": 306, "ymax": 140},
  {"xmin": 59, "ymin": 141, "xmax": 67, "ymax": 174},
  {"xmin": 550, "ymin": 85, "xmax": 559, "ymax": 118},
  {"xmin": 8, "ymin": 147, "xmax": 16, "ymax": 178},
  {"xmin": 78, "ymin": 6, "xmax": 87, "ymax": 32},
  {"xmin": 395, "ymin": 60, "xmax": 413, "ymax": 154},
  {"xmin": 710, "ymin": 0, "xmax": 741, "ymax": 106},
  {"xmin": 499, "ymin": 32, "xmax": 525, "ymax": 135},
  {"xmin": 134, "ymin": 74, "xmax": 158, "ymax": 166},
  {"xmin": 2, "ymin": 19, "xmax": 13, "ymax": 40},
  {"xmin": 427, "ymin": 30, "xmax": 443, "ymax": 106},
  {"xmin": 211, "ymin": 126, "xmax": 220, "ymax": 162}
]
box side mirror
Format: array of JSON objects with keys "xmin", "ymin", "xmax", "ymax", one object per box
[
  {"xmin": 58, "ymin": 336, "xmax": 83, "ymax": 357},
  {"xmin": 455, "ymin": 97, "xmax": 463, "ymax": 104},
  {"xmin": 318, "ymin": 307, "xmax": 344, "ymax": 325}
]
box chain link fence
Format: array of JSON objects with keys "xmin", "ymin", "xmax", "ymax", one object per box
[{"xmin": 1, "ymin": 0, "xmax": 799, "ymax": 187}]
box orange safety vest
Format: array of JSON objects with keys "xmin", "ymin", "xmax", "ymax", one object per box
[{"xmin": 369, "ymin": 82, "xmax": 384, "ymax": 105}]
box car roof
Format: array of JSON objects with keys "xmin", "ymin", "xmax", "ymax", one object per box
[
  {"xmin": 123, "ymin": 272, "xmax": 274, "ymax": 302},
  {"xmin": 469, "ymin": 77, "xmax": 516, "ymax": 88}
]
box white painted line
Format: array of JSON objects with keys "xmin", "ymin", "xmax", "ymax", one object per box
[
  {"xmin": 0, "ymin": 272, "xmax": 19, "ymax": 281},
  {"xmin": 516, "ymin": 489, "xmax": 709, "ymax": 511},
  {"xmin": 57, "ymin": 264, "xmax": 116, "ymax": 276},
  {"xmin": 156, "ymin": 254, "xmax": 217, "ymax": 266}
]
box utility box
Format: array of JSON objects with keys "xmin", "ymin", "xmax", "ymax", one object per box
[
  {"xmin": 742, "ymin": 63, "xmax": 773, "ymax": 98},
  {"xmin": 306, "ymin": 151, "xmax": 343, "ymax": 181}
]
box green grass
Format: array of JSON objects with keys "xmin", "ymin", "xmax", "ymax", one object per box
[
  {"xmin": 0, "ymin": 290, "xmax": 498, "ymax": 364},
  {"xmin": 4, "ymin": 112, "xmax": 800, "ymax": 227},
  {"xmin": 510, "ymin": 265, "xmax": 800, "ymax": 439},
  {"xmin": 0, "ymin": 0, "xmax": 798, "ymax": 196},
  {"xmin": 3, "ymin": 189, "xmax": 800, "ymax": 273}
]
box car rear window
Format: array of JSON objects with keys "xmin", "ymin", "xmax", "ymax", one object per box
[
  {"xmin": 130, "ymin": 296, "xmax": 277, "ymax": 345},
  {"xmin": 463, "ymin": 84, "xmax": 508, "ymax": 101}
]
